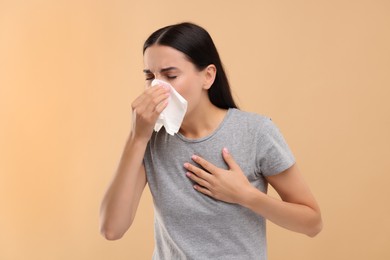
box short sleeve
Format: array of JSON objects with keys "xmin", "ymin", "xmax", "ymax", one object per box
[{"xmin": 256, "ymin": 118, "xmax": 295, "ymax": 177}]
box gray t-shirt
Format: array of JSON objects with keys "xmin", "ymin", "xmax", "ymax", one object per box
[{"xmin": 144, "ymin": 108, "xmax": 295, "ymax": 260}]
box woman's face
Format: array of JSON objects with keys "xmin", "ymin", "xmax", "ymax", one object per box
[{"xmin": 143, "ymin": 45, "xmax": 209, "ymax": 114}]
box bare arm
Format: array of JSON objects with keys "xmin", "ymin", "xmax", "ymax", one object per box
[
  {"xmin": 242, "ymin": 164, "xmax": 322, "ymax": 237},
  {"xmin": 185, "ymin": 148, "xmax": 322, "ymax": 237},
  {"xmin": 99, "ymin": 84, "xmax": 170, "ymax": 240},
  {"xmin": 99, "ymin": 137, "xmax": 148, "ymax": 240}
]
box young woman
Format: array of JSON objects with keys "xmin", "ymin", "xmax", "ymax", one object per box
[{"xmin": 100, "ymin": 22, "xmax": 322, "ymax": 259}]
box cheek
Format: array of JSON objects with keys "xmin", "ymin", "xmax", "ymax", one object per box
[
  {"xmin": 171, "ymin": 78, "xmax": 192, "ymax": 100},
  {"xmin": 174, "ymin": 82, "xmax": 201, "ymax": 106},
  {"xmin": 171, "ymin": 73, "xmax": 204, "ymax": 106}
]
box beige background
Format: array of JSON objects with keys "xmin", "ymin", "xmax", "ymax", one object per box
[{"xmin": 1, "ymin": 0, "xmax": 389, "ymax": 259}]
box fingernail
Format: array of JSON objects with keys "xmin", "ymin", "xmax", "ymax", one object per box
[
  {"xmin": 186, "ymin": 172, "xmax": 191, "ymax": 177},
  {"xmin": 184, "ymin": 163, "xmax": 189, "ymax": 168},
  {"xmin": 191, "ymin": 155, "xmax": 198, "ymax": 160},
  {"xmin": 223, "ymin": 147, "xmax": 229, "ymax": 154}
]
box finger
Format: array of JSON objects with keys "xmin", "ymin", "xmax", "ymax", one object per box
[
  {"xmin": 186, "ymin": 172, "xmax": 211, "ymax": 188},
  {"xmin": 132, "ymin": 88, "xmax": 169, "ymax": 115},
  {"xmin": 151, "ymin": 92, "xmax": 170, "ymax": 110},
  {"xmin": 191, "ymin": 155, "xmax": 219, "ymax": 175},
  {"xmin": 131, "ymin": 93, "xmax": 146, "ymax": 111},
  {"xmin": 193, "ymin": 185, "xmax": 213, "ymax": 197},
  {"xmin": 144, "ymin": 87, "xmax": 170, "ymax": 109},
  {"xmin": 222, "ymin": 147, "xmax": 239, "ymax": 171},
  {"xmin": 132, "ymin": 86, "xmax": 169, "ymax": 109},
  {"xmin": 184, "ymin": 163, "xmax": 213, "ymax": 182},
  {"xmin": 147, "ymin": 84, "xmax": 170, "ymax": 96},
  {"xmin": 155, "ymin": 99, "xmax": 169, "ymax": 113}
]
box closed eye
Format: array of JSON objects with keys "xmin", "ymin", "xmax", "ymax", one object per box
[{"xmin": 145, "ymin": 73, "xmax": 154, "ymax": 81}]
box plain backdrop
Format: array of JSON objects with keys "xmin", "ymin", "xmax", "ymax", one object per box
[{"xmin": 1, "ymin": 0, "xmax": 389, "ymax": 259}]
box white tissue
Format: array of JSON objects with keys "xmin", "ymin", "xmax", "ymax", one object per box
[{"xmin": 151, "ymin": 79, "xmax": 188, "ymax": 135}]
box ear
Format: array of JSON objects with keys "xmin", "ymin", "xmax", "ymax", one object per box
[{"xmin": 202, "ymin": 64, "xmax": 216, "ymax": 90}]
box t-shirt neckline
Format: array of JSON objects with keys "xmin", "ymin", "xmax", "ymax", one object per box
[{"xmin": 175, "ymin": 108, "xmax": 234, "ymax": 143}]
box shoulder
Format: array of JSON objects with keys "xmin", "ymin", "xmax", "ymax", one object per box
[{"xmin": 228, "ymin": 108, "xmax": 275, "ymax": 132}]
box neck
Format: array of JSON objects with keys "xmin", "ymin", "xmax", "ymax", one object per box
[{"xmin": 179, "ymin": 102, "xmax": 228, "ymax": 139}]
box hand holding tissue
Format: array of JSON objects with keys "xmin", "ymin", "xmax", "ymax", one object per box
[{"xmin": 151, "ymin": 79, "xmax": 188, "ymax": 135}]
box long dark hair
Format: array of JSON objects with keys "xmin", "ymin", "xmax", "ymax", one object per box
[{"xmin": 143, "ymin": 22, "xmax": 238, "ymax": 109}]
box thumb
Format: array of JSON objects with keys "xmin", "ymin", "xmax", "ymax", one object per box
[{"xmin": 222, "ymin": 148, "xmax": 239, "ymax": 170}]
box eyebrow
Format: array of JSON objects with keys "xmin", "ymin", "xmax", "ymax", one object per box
[{"xmin": 143, "ymin": 67, "xmax": 179, "ymax": 73}]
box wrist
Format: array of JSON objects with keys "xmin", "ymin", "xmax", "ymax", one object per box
[
  {"xmin": 126, "ymin": 132, "xmax": 149, "ymax": 151},
  {"xmin": 129, "ymin": 131, "xmax": 150, "ymax": 145},
  {"xmin": 238, "ymin": 185, "xmax": 263, "ymax": 209}
]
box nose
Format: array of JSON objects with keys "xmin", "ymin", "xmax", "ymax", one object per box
[{"xmin": 153, "ymin": 74, "xmax": 164, "ymax": 81}]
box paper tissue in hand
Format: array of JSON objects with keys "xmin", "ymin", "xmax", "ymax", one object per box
[{"xmin": 151, "ymin": 79, "xmax": 188, "ymax": 135}]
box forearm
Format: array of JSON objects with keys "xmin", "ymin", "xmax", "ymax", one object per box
[
  {"xmin": 240, "ymin": 187, "xmax": 322, "ymax": 237},
  {"xmin": 100, "ymin": 134, "xmax": 148, "ymax": 240}
]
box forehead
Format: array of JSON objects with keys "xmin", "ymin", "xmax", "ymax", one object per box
[{"xmin": 143, "ymin": 45, "xmax": 191, "ymax": 71}]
